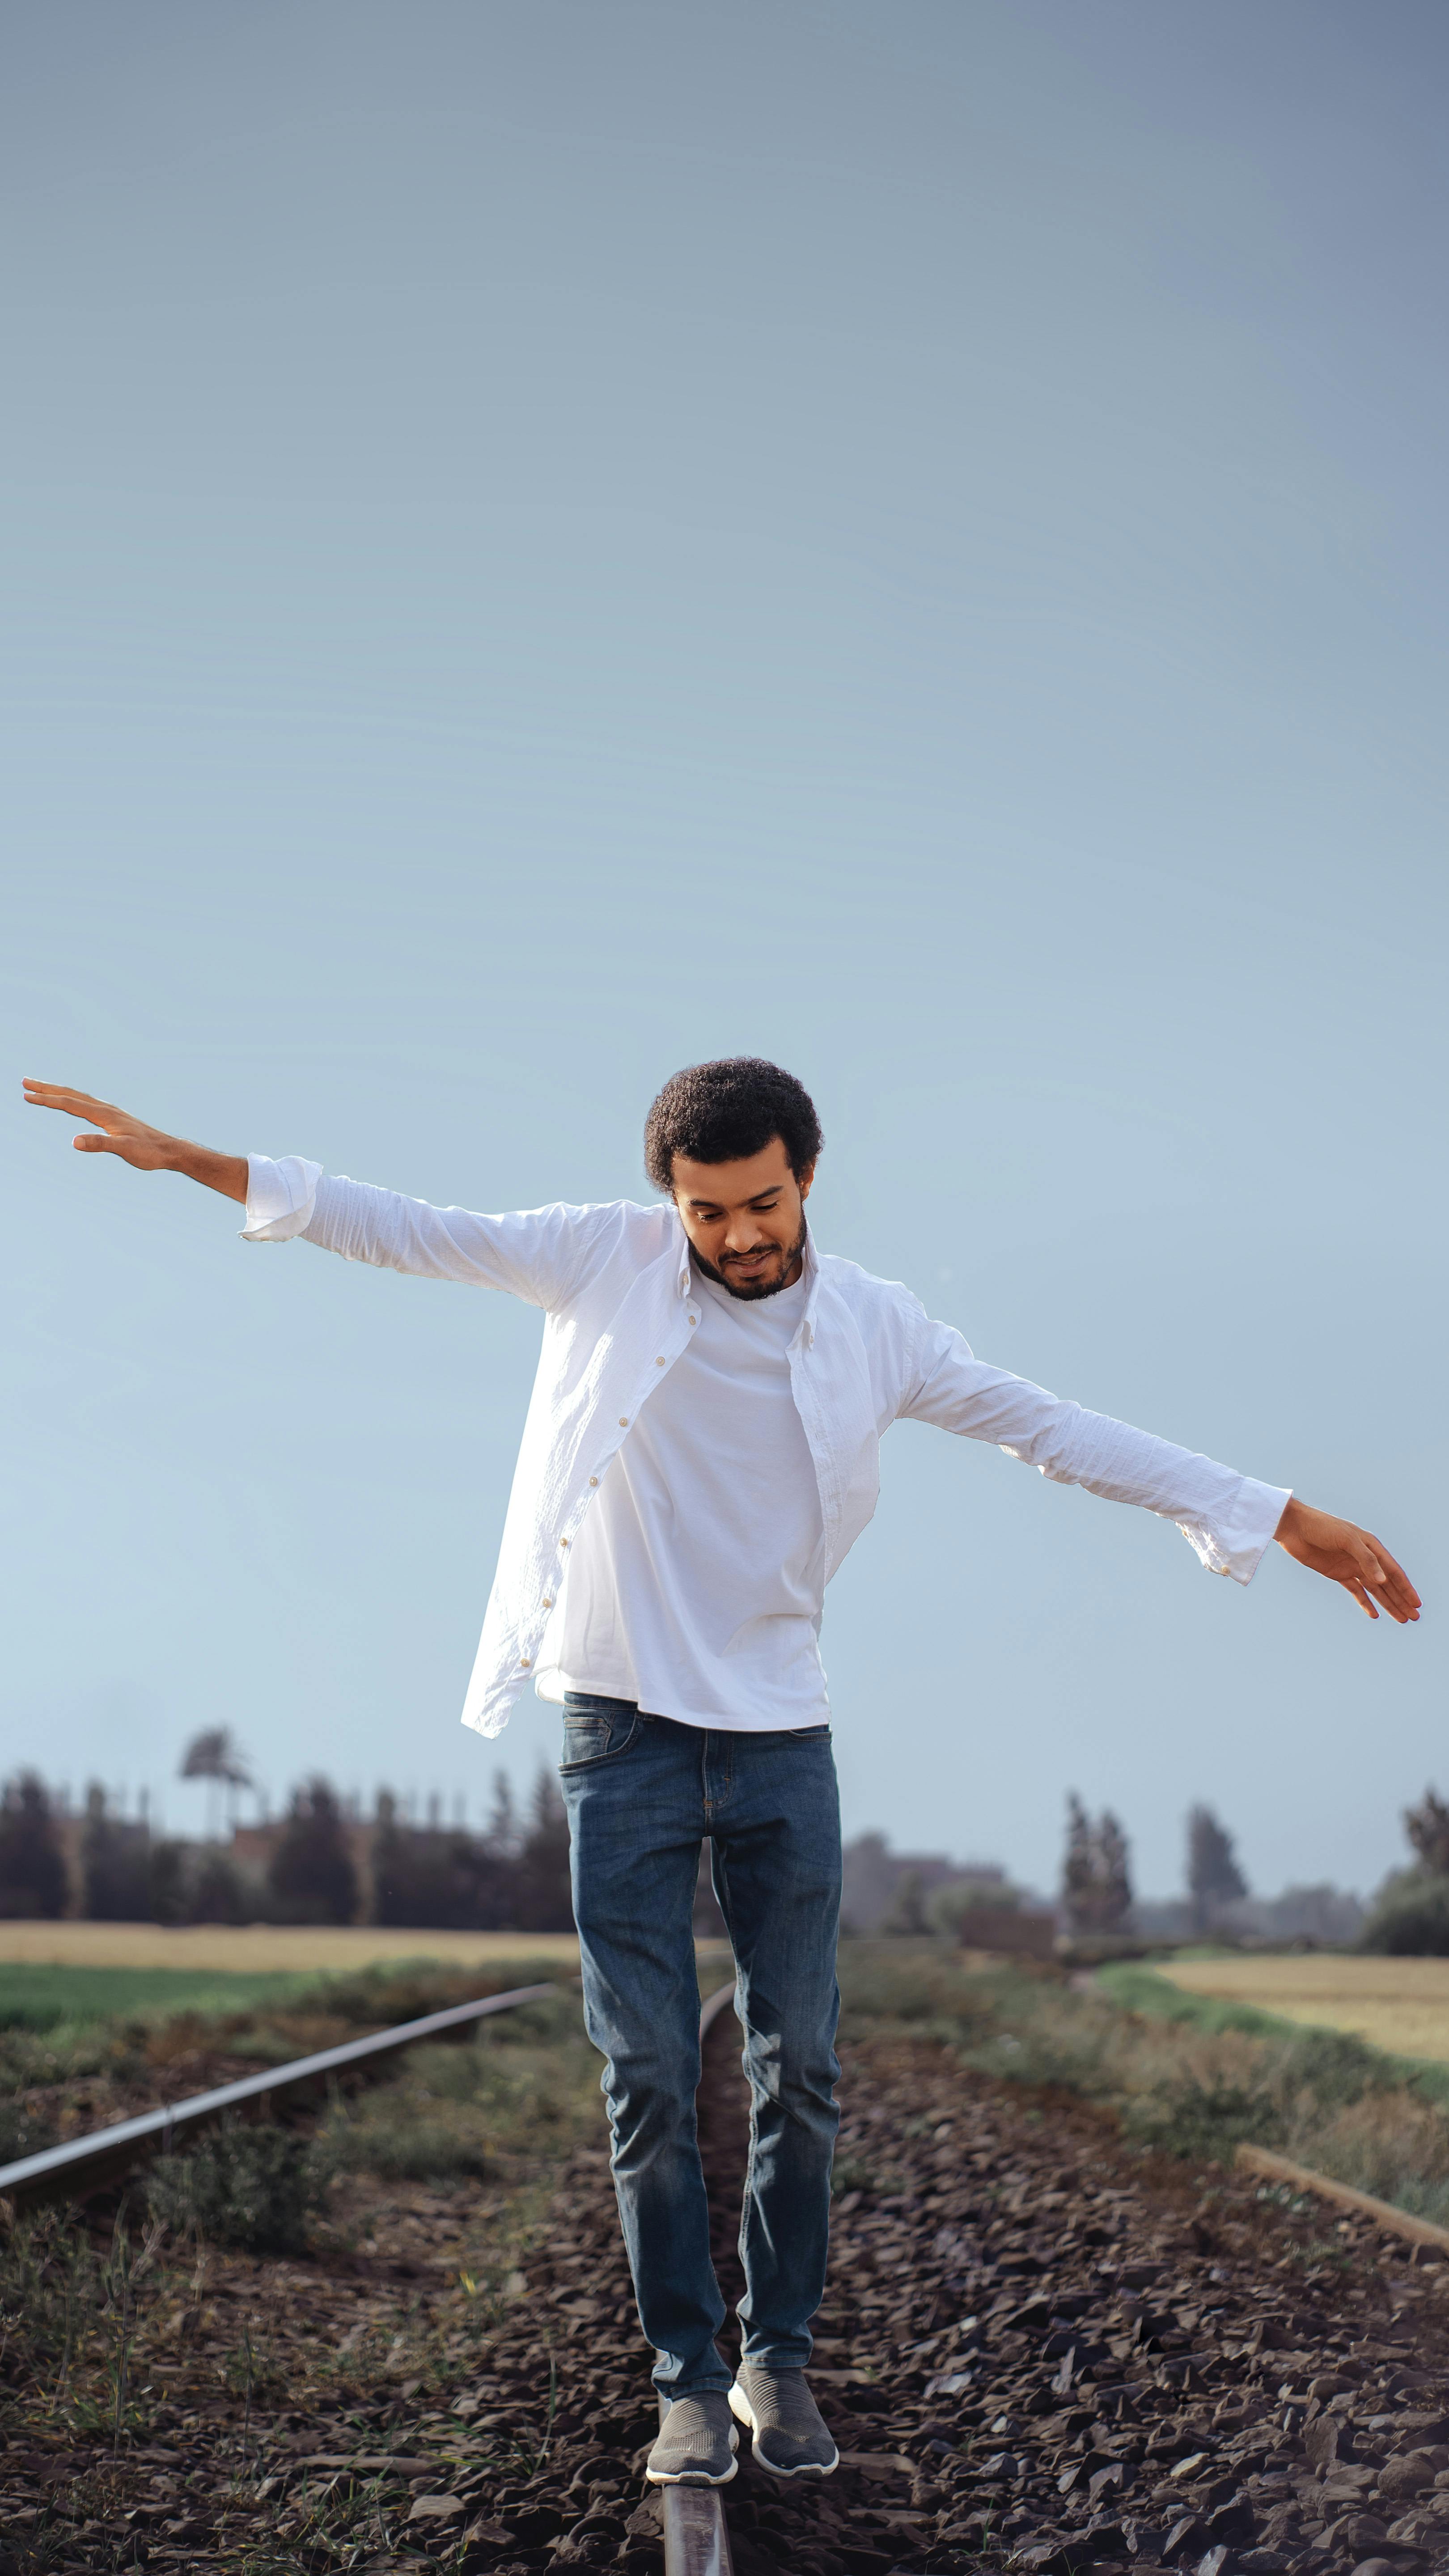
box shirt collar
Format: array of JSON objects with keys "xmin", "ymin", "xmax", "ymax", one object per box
[{"xmin": 798, "ymin": 1225, "xmax": 822, "ymax": 1346}]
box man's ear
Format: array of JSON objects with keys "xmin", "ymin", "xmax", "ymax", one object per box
[{"xmin": 797, "ymin": 1162, "xmax": 816, "ymax": 1202}]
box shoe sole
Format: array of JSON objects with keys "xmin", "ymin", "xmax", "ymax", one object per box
[
  {"xmin": 727, "ymin": 2380, "xmax": 839, "ymax": 2478},
  {"xmin": 645, "ymin": 2426, "xmax": 739, "ymax": 2487}
]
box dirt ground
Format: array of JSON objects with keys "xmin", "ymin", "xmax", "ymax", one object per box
[{"xmin": 5, "ymin": 2008, "xmax": 1449, "ymax": 2573}]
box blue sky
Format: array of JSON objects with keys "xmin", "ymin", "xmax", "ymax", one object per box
[{"xmin": 5, "ymin": 1, "xmax": 1445, "ymax": 1899}]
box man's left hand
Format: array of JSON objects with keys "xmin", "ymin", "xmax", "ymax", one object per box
[{"xmin": 1275, "ymin": 1497, "xmax": 1421, "ymax": 1623}]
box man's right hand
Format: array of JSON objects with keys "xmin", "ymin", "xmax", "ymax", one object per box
[{"xmin": 23, "ymin": 1081, "xmax": 249, "ymax": 1203}]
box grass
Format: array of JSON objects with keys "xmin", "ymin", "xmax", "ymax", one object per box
[
  {"xmin": 0, "ymin": 1964, "xmax": 608, "ymax": 2570},
  {"xmin": 1152, "ymin": 1949, "xmax": 1449, "ymax": 2064},
  {"xmin": 3, "ymin": 1950, "xmax": 576, "ymax": 2087},
  {"xmin": 0, "ymin": 1963, "xmax": 320, "ymax": 2034},
  {"xmin": 133, "ymin": 1990, "xmax": 597, "ymax": 2248},
  {"xmin": 836, "ymin": 1938, "xmax": 1449, "ymax": 2228},
  {"xmin": 319, "ymin": 1999, "xmax": 595, "ymax": 2181},
  {"xmin": 0, "ymin": 1951, "xmax": 579, "ymax": 2213},
  {"xmin": 144, "ymin": 2124, "xmax": 327, "ymax": 2254}
]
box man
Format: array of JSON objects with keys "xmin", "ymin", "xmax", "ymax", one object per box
[{"xmin": 24, "ymin": 1060, "xmax": 1420, "ymax": 2486}]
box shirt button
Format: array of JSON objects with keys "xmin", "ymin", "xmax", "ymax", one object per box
[
  {"xmin": 519, "ymin": 1657, "xmax": 532, "ymax": 1669},
  {"xmin": 588, "ymin": 1476, "xmax": 599, "ymax": 1487},
  {"xmin": 689, "ymin": 1315, "xmax": 698, "ymax": 1326},
  {"xmin": 655, "ymin": 1356, "xmax": 666, "ymax": 1365},
  {"xmin": 619, "ymin": 1416, "xmax": 628, "ymax": 1427},
  {"xmin": 560, "ymin": 1537, "xmax": 570, "ymax": 1548},
  {"xmin": 542, "ymin": 1596, "xmax": 554, "ymax": 1609}
]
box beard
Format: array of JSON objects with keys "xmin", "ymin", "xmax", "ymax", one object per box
[{"xmin": 692, "ymin": 1215, "xmax": 809, "ymax": 1302}]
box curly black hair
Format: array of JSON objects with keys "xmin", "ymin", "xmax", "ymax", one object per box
[{"xmin": 643, "ymin": 1057, "xmax": 824, "ymax": 1193}]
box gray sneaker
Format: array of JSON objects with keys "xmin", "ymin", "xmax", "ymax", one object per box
[
  {"xmin": 645, "ymin": 2391, "xmax": 739, "ymax": 2486},
  {"xmin": 728, "ymin": 2364, "xmax": 839, "ymax": 2477}
]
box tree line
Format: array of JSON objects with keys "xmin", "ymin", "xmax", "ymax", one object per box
[
  {"xmin": 0, "ymin": 1767, "xmax": 574, "ymax": 1931},
  {"xmin": 1059, "ymin": 1794, "xmax": 1247, "ymax": 1936},
  {"xmin": 1060, "ymin": 1788, "xmax": 1449, "ymax": 1951}
]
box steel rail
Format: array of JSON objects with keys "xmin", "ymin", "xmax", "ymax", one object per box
[
  {"xmin": 1236, "ymin": 2140, "xmax": 1449, "ymax": 2256},
  {"xmin": 660, "ymin": 1979, "xmax": 738, "ymax": 2576},
  {"xmin": 0, "ymin": 1980, "xmax": 557, "ymax": 2207}
]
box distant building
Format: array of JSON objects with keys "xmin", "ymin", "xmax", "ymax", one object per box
[
  {"xmin": 1135, "ymin": 1885, "xmax": 1364, "ymax": 1945},
  {"xmin": 840, "ymin": 1831, "xmax": 1012, "ymax": 1934}
]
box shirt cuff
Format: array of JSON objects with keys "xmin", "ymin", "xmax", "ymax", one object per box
[
  {"xmin": 1177, "ymin": 1476, "xmax": 1292, "ymax": 1585},
  {"xmin": 240, "ymin": 1154, "xmax": 323, "ymax": 1242}
]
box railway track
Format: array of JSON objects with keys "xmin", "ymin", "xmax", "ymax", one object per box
[
  {"xmin": 659, "ymin": 1981, "xmax": 746, "ymax": 2576},
  {"xmin": 6, "ymin": 1973, "xmax": 1449, "ymax": 2571},
  {"xmin": 589, "ymin": 2002, "xmax": 1449, "ymax": 2576},
  {"xmin": 0, "ymin": 1981, "xmax": 558, "ymax": 2208}
]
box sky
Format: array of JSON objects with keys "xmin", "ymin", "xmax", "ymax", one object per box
[{"xmin": 4, "ymin": 1, "xmax": 1445, "ymax": 1902}]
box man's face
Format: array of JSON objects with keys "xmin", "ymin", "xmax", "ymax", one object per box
[{"xmin": 671, "ymin": 1135, "xmax": 814, "ymax": 1300}]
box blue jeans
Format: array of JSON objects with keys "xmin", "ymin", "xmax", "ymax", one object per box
[{"xmin": 559, "ymin": 1696, "xmax": 842, "ymax": 2397}]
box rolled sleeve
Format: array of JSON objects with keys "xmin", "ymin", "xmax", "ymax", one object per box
[
  {"xmin": 1176, "ymin": 1474, "xmax": 1291, "ymax": 1585},
  {"xmin": 240, "ymin": 1154, "xmax": 322, "ymax": 1242}
]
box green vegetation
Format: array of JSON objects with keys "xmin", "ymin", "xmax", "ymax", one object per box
[
  {"xmin": 0, "ymin": 1953, "xmax": 564, "ymax": 2080},
  {"xmin": 0, "ymin": 1959, "xmax": 604, "ymax": 2559},
  {"xmin": 1360, "ymin": 1867, "xmax": 1449, "ymax": 1954},
  {"xmin": 318, "ymin": 1989, "xmax": 594, "ymax": 2187},
  {"xmin": 1357, "ymin": 1784, "xmax": 1449, "ymax": 1953},
  {"xmin": 145, "ymin": 2123, "xmax": 326, "ymax": 2255},
  {"xmin": 0, "ymin": 1961, "xmax": 318, "ymax": 2034},
  {"xmin": 1097, "ymin": 1957, "xmax": 1449, "ymax": 2098},
  {"xmin": 0, "ymin": 2093, "xmax": 57, "ymax": 2164},
  {"xmin": 0, "ymin": 1950, "xmax": 580, "ymax": 2294},
  {"xmin": 3, "ymin": 1964, "xmax": 586, "ymax": 2243},
  {"xmin": 837, "ymin": 1938, "xmax": 1449, "ymax": 2226}
]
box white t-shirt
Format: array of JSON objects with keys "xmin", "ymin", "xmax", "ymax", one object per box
[{"xmin": 534, "ymin": 1265, "xmax": 830, "ymax": 1731}]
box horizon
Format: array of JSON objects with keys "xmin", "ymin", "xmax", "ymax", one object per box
[{"xmin": 1, "ymin": 1764, "xmax": 1385, "ymax": 1916}]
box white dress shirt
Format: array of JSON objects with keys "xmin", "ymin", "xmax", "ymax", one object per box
[
  {"xmin": 538, "ymin": 1266, "xmax": 831, "ymax": 1730},
  {"xmin": 242, "ymin": 1158, "xmax": 1291, "ymax": 1739}
]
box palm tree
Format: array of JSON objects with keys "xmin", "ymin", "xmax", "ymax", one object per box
[{"xmin": 178, "ymin": 1728, "xmax": 253, "ymax": 1840}]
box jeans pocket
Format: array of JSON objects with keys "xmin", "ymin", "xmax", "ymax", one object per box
[
  {"xmin": 785, "ymin": 1724, "xmax": 832, "ymax": 1742},
  {"xmin": 559, "ymin": 1710, "xmax": 641, "ymax": 1772}
]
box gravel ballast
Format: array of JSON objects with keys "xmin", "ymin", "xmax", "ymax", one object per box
[{"xmin": 4, "ymin": 2008, "xmax": 1449, "ymax": 2572}]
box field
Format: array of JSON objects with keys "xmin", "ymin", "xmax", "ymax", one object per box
[
  {"xmin": 0, "ymin": 1920, "xmax": 582, "ymax": 1972},
  {"xmin": 1154, "ymin": 1951, "xmax": 1449, "ymax": 2066}
]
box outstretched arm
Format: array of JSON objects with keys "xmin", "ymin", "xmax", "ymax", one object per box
[
  {"xmin": 24, "ymin": 1076, "xmax": 614, "ymax": 1309},
  {"xmin": 23, "ymin": 1082, "xmax": 247, "ymax": 1200},
  {"xmin": 900, "ymin": 1312, "xmax": 1421, "ymax": 1625}
]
